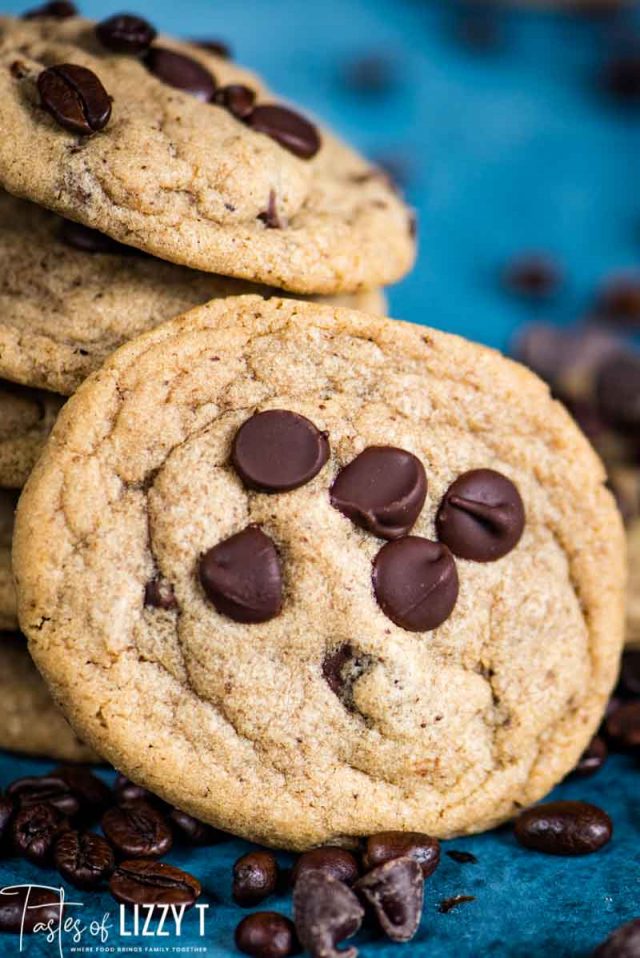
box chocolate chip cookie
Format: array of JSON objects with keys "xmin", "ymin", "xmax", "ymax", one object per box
[
  {"xmin": 0, "ymin": 15, "xmax": 414, "ymax": 295},
  {"xmin": 14, "ymin": 297, "xmax": 625, "ymax": 849},
  {"xmin": 0, "ymin": 489, "xmax": 16, "ymax": 630},
  {"xmin": 0, "ymin": 379, "xmax": 64, "ymax": 488}
]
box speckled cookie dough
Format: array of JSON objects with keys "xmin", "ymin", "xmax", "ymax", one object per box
[
  {"xmin": 0, "ymin": 488, "xmax": 16, "ymax": 630},
  {"xmin": 14, "ymin": 297, "xmax": 625, "ymax": 850},
  {"xmin": 0, "ymin": 379, "xmax": 65, "ymax": 488}
]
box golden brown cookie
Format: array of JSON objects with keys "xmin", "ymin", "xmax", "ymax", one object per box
[{"xmin": 0, "ymin": 488, "xmax": 16, "ymax": 630}]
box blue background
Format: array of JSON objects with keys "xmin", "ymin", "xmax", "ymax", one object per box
[{"xmin": 2, "ymin": 0, "xmax": 640, "ymax": 955}]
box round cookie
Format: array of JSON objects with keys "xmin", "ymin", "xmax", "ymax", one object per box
[
  {"xmin": 0, "ymin": 488, "xmax": 17, "ymax": 630},
  {"xmin": 0, "ymin": 632, "xmax": 97, "ymax": 762},
  {"xmin": 14, "ymin": 297, "xmax": 625, "ymax": 850},
  {"xmin": 0, "ymin": 16, "xmax": 414, "ymax": 295},
  {"xmin": 0, "ymin": 192, "xmax": 386, "ymax": 396},
  {"xmin": 0, "ymin": 379, "xmax": 65, "ymax": 488}
]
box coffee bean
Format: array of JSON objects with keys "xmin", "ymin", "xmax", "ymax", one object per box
[
  {"xmin": 54, "ymin": 830, "xmax": 115, "ymax": 889},
  {"xmin": 23, "ymin": 1, "xmax": 76, "ymax": 18},
  {"xmin": 355, "ymin": 857, "xmax": 423, "ymax": 943},
  {"xmin": 605, "ymin": 700, "xmax": 640, "ymax": 751},
  {"xmin": 109, "ymin": 859, "xmax": 201, "ymax": 907},
  {"xmin": 144, "ymin": 577, "xmax": 178, "ymax": 610},
  {"xmin": 322, "ymin": 644, "xmax": 373, "ymax": 712},
  {"xmin": 0, "ymin": 797, "xmax": 15, "ymax": 844},
  {"xmin": 113, "ymin": 774, "xmax": 157, "ymax": 805},
  {"xmin": 570, "ymin": 735, "xmax": 608, "ymax": 778},
  {"xmin": 246, "ymin": 105, "xmax": 321, "ymax": 160},
  {"xmin": 96, "ymin": 14, "xmax": 157, "ymax": 55},
  {"xmin": 331, "ymin": 446, "xmax": 427, "ymax": 540},
  {"xmin": 0, "ymin": 886, "xmax": 61, "ymax": 933},
  {"xmin": 504, "ymin": 254, "xmax": 561, "ymax": 300},
  {"xmin": 597, "ymin": 276, "xmax": 640, "ymax": 328},
  {"xmin": 596, "ymin": 354, "xmax": 640, "ymax": 431},
  {"xmin": 101, "ymin": 801, "xmax": 173, "ymax": 858},
  {"xmin": 446, "ymin": 850, "xmax": 478, "ymax": 864},
  {"xmin": 199, "ymin": 525, "xmax": 283, "ymax": 624},
  {"xmin": 144, "ymin": 47, "xmax": 216, "ymax": 102},
  {"xmin": 233, "ymin": 851, "xmax": 279, "ymax": 907},
  {"xmin": 593, "ymin": 919, "xmax": 640, "ymax": 957},
  {"xmin": 620, "ymin": 650, "xmax": 640, "ymax": 696},
  {"xmin": 372, "ymin": 537, "xmax": 459, "ymax": 632},
  {"xmin": 235, "ymin": 912, "xmax": 298, "ymax": 958},
  {"xmin": 58, "ymin": 218, "xmax": 135, "ymax": 255},
  {"xmin": 12, "ymin": 801, "xmax": 67, "ymax": 864},
  {"xmin": 213, "ymin": 84, "xmax": 256, "ymax": 119},
  {"xmin": 53, "ymin": 766, "xmax": 112, "ymax": 821},
  {"xmin": 438, "ymin": 894, "xmax": 475, "ymax": 913},
  {"xmin": 38, "ymin": 64, "xmax": 112, "ymax": 136},
  {"xmin": 436, "ymin": 469, "xmax": 525, "ymax": 562},
  {"xmin": 602, "ymin": 53, "xmax": 640, "ymax": 104},
  {"xmin": 292, "ymin": 847, "xmax": 360, "ymax": 887},
  {"xmin": 232, "ymin": 410, "xmax": 329, "ymax": 493},
  {"xmin": 342, "ymin": 54, "xmax": 397, "ymax": 96},
  {"xmin": 7, "ymin": 774, "xmax": 79, "ymax": 817},
  {"xmin": 194, "ymin": 39, "xmax": 232, "ymax": 60},
  {"xmin": 169, "ymin": 807, "xmax": 223, "ymax": 845},
  {"xmin": 293, "ymin": 871, "xmax": 363, "ymax": 958},
  {"xmin": 363, "ymin": 831, "xmax": 440, "ymax": 879},
  {"xmin": 514, "ymin": 800, "xmax": 612, "ymax": 855}
]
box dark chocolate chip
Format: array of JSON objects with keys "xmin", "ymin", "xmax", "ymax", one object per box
[
  {"xmin": 11, "ymin": 801, "xmax": 67, "ymax": 864},
  {"xmin": 213, "ymin": 83, "xmax": 256, "ymax": 119},
  {"xmin": 109, "ymin": 859, "xmax": 201, "ymax": 907},
  {"xmin": 144, "ymin": 577, "xmax": 178, "ymax": 610},
  {"xmin": 605, "ymin": 700, "xmax": 640, "ymax": 751},
  {"xmin": 194, "ymin": 38, "xmax": 232, "ymax": 59},
  {"xmin": 7, "ymin": 774, "xmax": 80, "ymax": 817},
  {"xmin": 620, "ymin": 650, "xmax": 640, "ymax": 697},
  {"xmin": 504, "ymin": 254, "xmax": 561, "ymax": 300},
  {"xmin": 144, "ymin": 47, "xmax": 215, "ymax": 101},
  {"xmin": 38, "ymin": 64, "xmax": 112, "ymax": 136},
  {"xmin": 233, "ymin": 851, "xmax": 279, "ymax": 907},
  {"xmin": 446, "ymin": 850, "xmax": 478, "ymax": 864},
  {"xmin": 232, "ymin": 410, "xmax": 329, "ymax": 493},
  {"xmin": 235, "ymin": 912, "xmax": 298, "ymax": 958},
  {"xmin": 436, "ymin": 469, "xmax": 525, "ymax": 562},
  {"xmin": 54, "ymin": 830, "xmax": 115, "ymax": 889},
  {"xmin": 593, "ymin": 919, "xmax": 640, "ymax": 957},
  {"xmin": 96, "ymin": 14, "xmax": 157, "ymax": 54},
  {"xmin": 101, "ymin": 800, "xmax": 173, "ymax": 858},
  {"xmin": 363, "ymin": 831, "xmax": 440, "ymax": 879},
  {"xmin": 0, "ymin": 886, "xmax": 62, "ymax": 933},
  {"xmin": 514, "ymin": 800, "xmax": 612, "ymax": 856},
  {"xmin": 199, "ymin": 525, "xmax": 283, "ymax": 623},
  {"xmin": 438, "ymin": 895, "xmax": 475, "ymax": 914},
  {"xmin": 354, "ymin": 857, "xmax": 423, "ymax": 943},
  {"xmin": 372, "ymin": 537, "xmax": 459, "ymax": 632},
  {"xmin": 168, "ymin": 807, "xmax": 223, "ymax": 845},
  {"xmin": 293, "ymin": 871, "xmax": 363, "ymax": 958},
  {"xmin": 596, "ymin": 353, "xmax": 640, "ymax": 431},
  {"xmin": 331, "ymin": 446, "xmax": 427, "ymax": 540},
  {"xmin": 321, "ymin": 644, "xmax": 373, "ymax": 713},
  {"xmin": 23, "ymin": 1, "xmax": 76, "ymax": 18},
  {"xmin": 570, "ymin": 735, "xmax": 608, "ymax": 778},
  {"xmin": 596, "ymin": 276, "xmax": 640, "ymax": 328},
  {"xmin": 246, "ymin": 105, "xmax": 321, "ymax": 159},
  {"xmin": 58, "ymin": 218, "xmax": 135, "ymax": 255},
  {"xmin": 292, "ymin": 847, "xmax": 360, "ymax": 887}
]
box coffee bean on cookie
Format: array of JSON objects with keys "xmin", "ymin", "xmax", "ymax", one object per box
[
  {"xmin": 101, "ymin": 801, "xmax": 173, "ymax": 858},
  {"xmin": 23, "ymin": 1, "xmax": 76, "ymax": 18},
  {"xmin": 54, "ymin": 830, "xmax": 115, "ymax": 889},
  {"xmin": 293, "ymin": 871, "xmax": 363, "ymax": 958},
  {"xmin": 514, "ymin": 801, "xmax": 612, "ymax": 856},
  {"xmin": 38, "ymin": 64, "xmax": 112, "ymax": 136},
  {"xmin": 246, "ymin": 105, "xmax": 321, "ymax": 159},
  {"xmin": 235, "ymin": 913, "xmax": 298, "ymax": 958},
  {"xmin": 232, "ymin": 410, "xmax": 329, "ymax": 492},
  {"xmin": 96, "ymin": 14, "xmax": 157, "ymax": 55},
  {"xmin": 354, "ymin": 857, "xmax": 423, "ymax": 943},
  {"xmin": 213, "ymin": 84, "xmax": 256, "ymax": 119},
  {"xmin": 331, "ymin": 446, "xmax": 427, "ymax": 539},
  {"xmin": 233, "ymin": 851, "xmax": 279, "ymax": 906},
  {"xmin": 144, "ymin": 47, "xmax": 216, "ymax": 101},
  {"xmin": 373, "ymin": 537, "xmax": 459, "ymax": 631},
  {"xmin": 200, "ymin": 526, "xmax": 283, "ymax": 623},
  {"xmin": 436, "ymin": 469, "xmax": 525, "ymax": 562},
  {"xmin": 109, "ymin": 860, "xmax": 201, "ymax": 907},
  {"xmin": 292, "ymin": 847, "xmax": 360, "ymax": 887},
  {"xmin": 363, "ymin": 831, "xmax": 440, "ymax": 879}
]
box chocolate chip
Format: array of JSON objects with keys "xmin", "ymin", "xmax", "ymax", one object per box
[
  {"xmin": 101, "ymin": 801, "xmax": 173, "ymax": 858},
  {"xmin": 504, "ymin": 254, "xmax": 562, "ymax": 300},
  {"xmin": 570, "ymin": 735, "xmax": 608, "ymax": 778},
  {"xmin": 200, "ymin": 525, "xmax": 283, "ymax": 623},
  {"xmin": 438, "ymin": 895, "xmax": 475, "ymax": 914},
  {"xmin": 232, "ymin": 410, "xmax": 329, "ymax": 493},
  {"xmin": 23, "ymin": 1, "xmax": 76, "ymax": 18},
  {"xmin": 372, "ymin": 537, "xmax": 459, "ymax": 632},
  {"xmin": 54, "ymin": 830, "xmax": 115, "ymax": 889},
  {"xmin": 514, "ymin": 800, "xmax": 612, "ymax": 856},
  {"xmin": 596, "ymin": 276, "xmax": 640, "ymax": 328},
  {"xmin": 194, "ymin": 38, "xmax": 232, "ymax": 59},
  {"xmin": 213, "ymin": 83, "xmax": 256, "ymax": 119},
  {"xmin": 96, "ymin": 14, "xmax": 157, "ymax": 54},
  {"xmin": 322, "ymin": 644, "xmax": 373, "ymax": 713},
  {"xmin": 109, "ymin": 860, "xmax": 201, "ymax": 907},
  {"xmin": 596, "ymin": 353, "xmax": 640, "ymax": 430},
  {"xmin": 144, "ymin": 47, "xmax": 216, "ymax": 102},
  {"xmin": 246, "ymin": 105, "xmax": 321, "ymax": 159},
  {"xmin": 331, "ymin": 446, "xmax": 427, "ymax": 540},
  {"xmin": 363, "ymin": 831, "xmax": 440, "ymax": 879},
  {"xmin": 292, "ymin": 848, "xmax": 360, "ymax": 887},
  {"xmin": 436, "ymin": 469, "xmax": 525, "ymax": 562},
  {"xmin": 293, "ymin": 871, "xmax": 364, "ymax": 958},
  {"xmin": 605, "ymin": 700, "xmax": 640, "ymax": 751},
  {"xmin": 58, "ymin": 218, "xmax": 135, "ymax": 255},
  {"xmin": 593, "ymin": 919, "xmax": 640, "ymax": 957},
  {"xmin": 0, "ymin": 887, "xmax": 62, "ymax": 933},
  {"xmin": 235, "ymin": 912, "xmax": 298, "ymax": 958},
  {"xmin": 354, "ymin": 857, "xmax": 423, "ymax": 943},
  {"xmin": 7, "ymin": 773, "xmax": 80, "ymax": 817},
  {"xmin": 144, "ymin": 577, "xmax": 178, "ymax": 610},
  {"xmin": 12, "ymin": 801, "xmax": 67, "ymax": 864},
  {"xmin": 169, "ymin": 807, "xmax": 223, "ymax": 845},
  {"xmin": 38, "ymin": 64, "xmax": 112, "ymax": 136},
  {"xmin": 620, "ymin": 650, "xmax": 640, "ymax": 697},
  {"xmin": 233, "ymin": 851, "xmax": 279, "ymax": 907},
  {"xmin": 446, "ymin": 850, "xmax": 478, "ymax": 864}
]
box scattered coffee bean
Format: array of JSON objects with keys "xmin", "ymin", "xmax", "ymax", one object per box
[
  {"xmin": 246, "ymin": 105, "xmax": 321, "ymax": 160},
  {"xmin": 596, "ymin": 354, "xmax": 640, "ymax": 431},
  {"xmin": 23, "ymin": 1, "xmax": 76, "ymax": 18},
  {"xmin": 232, "ymin": 410, "xmax": 329, "ymax": 493},
  {"xmin": 605, "ymin": 700, "xmax": 640, "ymax": 751},
  {"xmin": 514, "ymin": 800, "xmax": 612, "ymax": 856},
  {"xmin": 54, "ymin": 830, "xmax": 115, "ymax": 889},
  {"xmin": 0, "ymin": 797, "xmax": 14, "ymax": 844},
  {"xmin": 446, "ymin": 850, "xmax": 478, "ymax": 865},
  {"xmin": 113, "ymin": 774, "xmax": 157, "ymax": 805},
  {"xmin": 354, "ymin": 857, "xmax": 423, "ymax": 943},
  {"xmin": 194, "ymin": 38, "xmax": 232, "ymax": 59},
  {"xmin": 101, "ymin": 801, "xmax": 173, "ymax": 858},
  {"xmin": 144, "ymin": 577, "xmax": 178, "ymax": 610},
  {"xmin": 213, "ymin": 84, "xmax": 256, "ymax": 119},
  {"xmin": 58, "ymin": 218, "xmax": 135, "ymax": 255},
  {"xmin": 0, "ymin": 886, "xmax": 62, "ymax": 933},
  {"xmin": 438, "ymin": 894, "xmax": 476, "ymax": 914},
  {"xmin": 199, "ymin": 525, "xmax": 283, "ymax": 624},
  {"xmin": 169, "ymin": 808, "xmax": 223, "ymax": 845},
  {"xmin": 235, "ymin": 912, "xmax": 298, "ymax": 958},
  {"xmin": 53, "ymin": 765, "xmax": 112, "ymax": 821},
  {"xmin": 292, "ymin": 847, "xmax": 360, "ymax": 887},
  {"xmin": 436, "ymin": 469, "xmax": 525, "ymax": 562},
  {"xmin": 109, "ymin": 859, "xmax": 201, "ymax": 907},
  {"xmin": 96, "ymin": 14, "xmax": 157, "ymax": 55},
  {"xmin": 593, "ymin": 918, "xmax": 640, "ymax": 957},
  {"xmin": 571, "ymin": 735, "xmax": 608, "ymax": 778},
  {"xmin": 38, "ymin": 64, "xmax": 112, "ymax": 136},
  {"xmin": 322, "ymin": 644, "xmax": 373, "ymax": 712},
  {"xmin": 12, "ymin": 801, "xmax": 67, "ymax": 864},
  {"xmin": 144, "ymin": 47, "xmax": 216, "ymax": 102},
  {"xmin": 7, "ymin": 774, "xmax": 79, "ymax": 817},
  {"xmin": 372, "ymin": 537, "xmax": 459, "ymax": 631},
  {"xmin": 331, "ymin": 446, "xmax": 427, "ymax": 540},
  {"xmin": 620, "ymin": 650, "xmax": 640, "ymax": 697},
  {"xmin": 504, "ymin": 254, "xmax": 561, "ymax": 300},
  {"xmin": 363, "ymin": 831, "xmax": 440, "ymax": 879},
  {"xmin": 596, "ymin": 276, "xmax": 640, "ymax": 328},
  {"xmin": 293, "ymin": 871, "xmax": 363, "ymax": 958},
  {"xmin": 233, "ymin": 851, "xmax": 279, "ymax": 907}
]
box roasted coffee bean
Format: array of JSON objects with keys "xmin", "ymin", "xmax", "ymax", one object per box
[
  {"xmin": 54, "ymin": 830, "xmax": 115, "ymax": 889},
  {"xmin": 213, "ymin": 84, "xmax": 256, "ymax": 119},
  {"xmin": 504, "ymin": 254, "xmax": 561, "ymax": 300},
  {"xmin": 446, "ymin": 850, "xmax": 478, "ymax": 864},
  {"xmin": 606, "ymin": 700, "xmax": 640, "ymax": 751},
  {"xmin": 109, "ymin": 859, "xmax": 201, "ymax": 907},
  {"xmin": 593, "ymin": 919, "xmax": 640, "ymax": 957},
  {"xmin": 293, "ymin": 871, "xmax": 363, "ymax": 958},
  {"xmin": 12, "ymin": 801, "xmax": 67, "ymax": 864},
  {"xmin": 199, "ymin": 525, "xmax": 283, "ymax": 624},
  {"xmin": 246, "ymin": 105, "xmax": 321, "ymax": 160},
  {"xmin": 54, "ymin": 765, "xmax": 112, "ymax": 820},
  {"xmin": 96, "ymin": 14, "xmax": 157, "ymax": 54},
  {"xmin": 354, "ymin": 857, "xmax": 423, "ymax": 943},
  {"xmin": 331, "ymin": 446, "xmax": 427, "ymax": 540},
  {"xmin": 514, "ymin": 800, "xmax": 612, "ymax": 856},
  {"xmin": 0, "ymin": 886, "xmax": 61, "ymax": 933},
  {"xmin": 0, "ymin": 796, "xmax": 14, "ymax": 844},
  {"xmin": 194, "ymin": 38, "xmax": 232, "ymax": 59},
  {"xmin": 436, "ymin": 469, "xmax": 525, "ymax": 562},
  {"xmin": 372, "ymin": 537, "xmax": 459, "ymax": 632},
  {"xmin": 438, "ymin": 894, "xmax": 475, "ymax": 913},
  {"xmin": 38, "ymin": 64, "xmax": 112, "ymax": 136},
  {"xmin": 169, "ymin": 807, "xmax": 223, "ymax": 845},
  {"xmin": 144, "ymin": 577, "xmax": 178, "ymax": 610},
  {"xmin": 291, "ymin": 847, "xmax": 360, "ymax": 887},
  {"xmin": 620, "ymin": 650, "xmax": 640, "ymax": 697},
  {"xmin": 597, "ymin": 276, "xmax": 640, "ymax": 328},
  {"xmin": 23, "ymin": 1, "xmax": 76, "ymax": 18},
  {"xmin": 363, "ymin": 831, "xmax": 440, "ymax": 879},
  {"xmin": 570, "ymin": 736, "xmax": 608, "ymax": 778},
  {"xmin": 233, "ymin": 851, "xmax": 279, "ymax": 906},
  {"xmin": 596, "ymin": 353, "xmax": 640, "ymax": 431},
  {"xmin": 144, "ymin": 47, "xmax": 216, "ymax": 102},
  {"xmin": 7, "ymin": 774, "xmax": 79, "ymax": 817},
  {"xmin": 232, "ymin": 410, "xmax": 329, "ymax": 493},
  {"xmin": 113, "ymin": 774, "xmax": 158, "ymax": 805},
  {"xmin": 101, "ymin": 801, "xmax": 173, "ymax": 858},
  {"xmin": 235, "ymin": 912, "xmax": 298, "ymax": 958}
]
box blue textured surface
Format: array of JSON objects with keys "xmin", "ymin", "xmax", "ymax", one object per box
[{"xmin": 1, "ymin": 0, "xmax": 639, "ymax": 955}]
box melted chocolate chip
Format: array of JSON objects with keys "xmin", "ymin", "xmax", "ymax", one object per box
[
  {"xmin": 246, "ymin": 105, "xmax": 321, "ymax": 159},
  {"xmin": 144, "ymin": 47, "xmax": 216, "ymax": 102},
  {"xmin": 373, "ymin": 537, "xmax": 459, "ymax": 632},
  {"xmin": 213, "ymin": 83, "xmax": 256, "ymax": 119},
  {"xmin": 293, "ymin": 871, "xmax": 363, "ymax": 958},
  {"xmin": 322, "ymin": 644, "xmax": 373, "ymax": 712},
  {"xmin": 436, "ymin": 469, "xmax": 525, "ymax": 562},
  {"xmin": 232, "ymin": 410, "xmax": 329, "ymax": 492},
  {"xmin": 96, "ymin": 14, "xmax": 157, "ymax": 54},
  {"xmin": 199, "ymin": 525, "xmax": 283, "ymax": 623},
  {"xmin": 514, "ymin": 800, "xmax": 612, "ymax": 856},
  {"xmin": 144, "ymin": 577, "xmax": 178, "ymax": 610},
  {"xmin": 38, "ymin": 64, "xmax": 112, "ymax": 136},
  {"xmin": 354, "ymin": 857, "xmax": 423, "ymax": 943}
]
